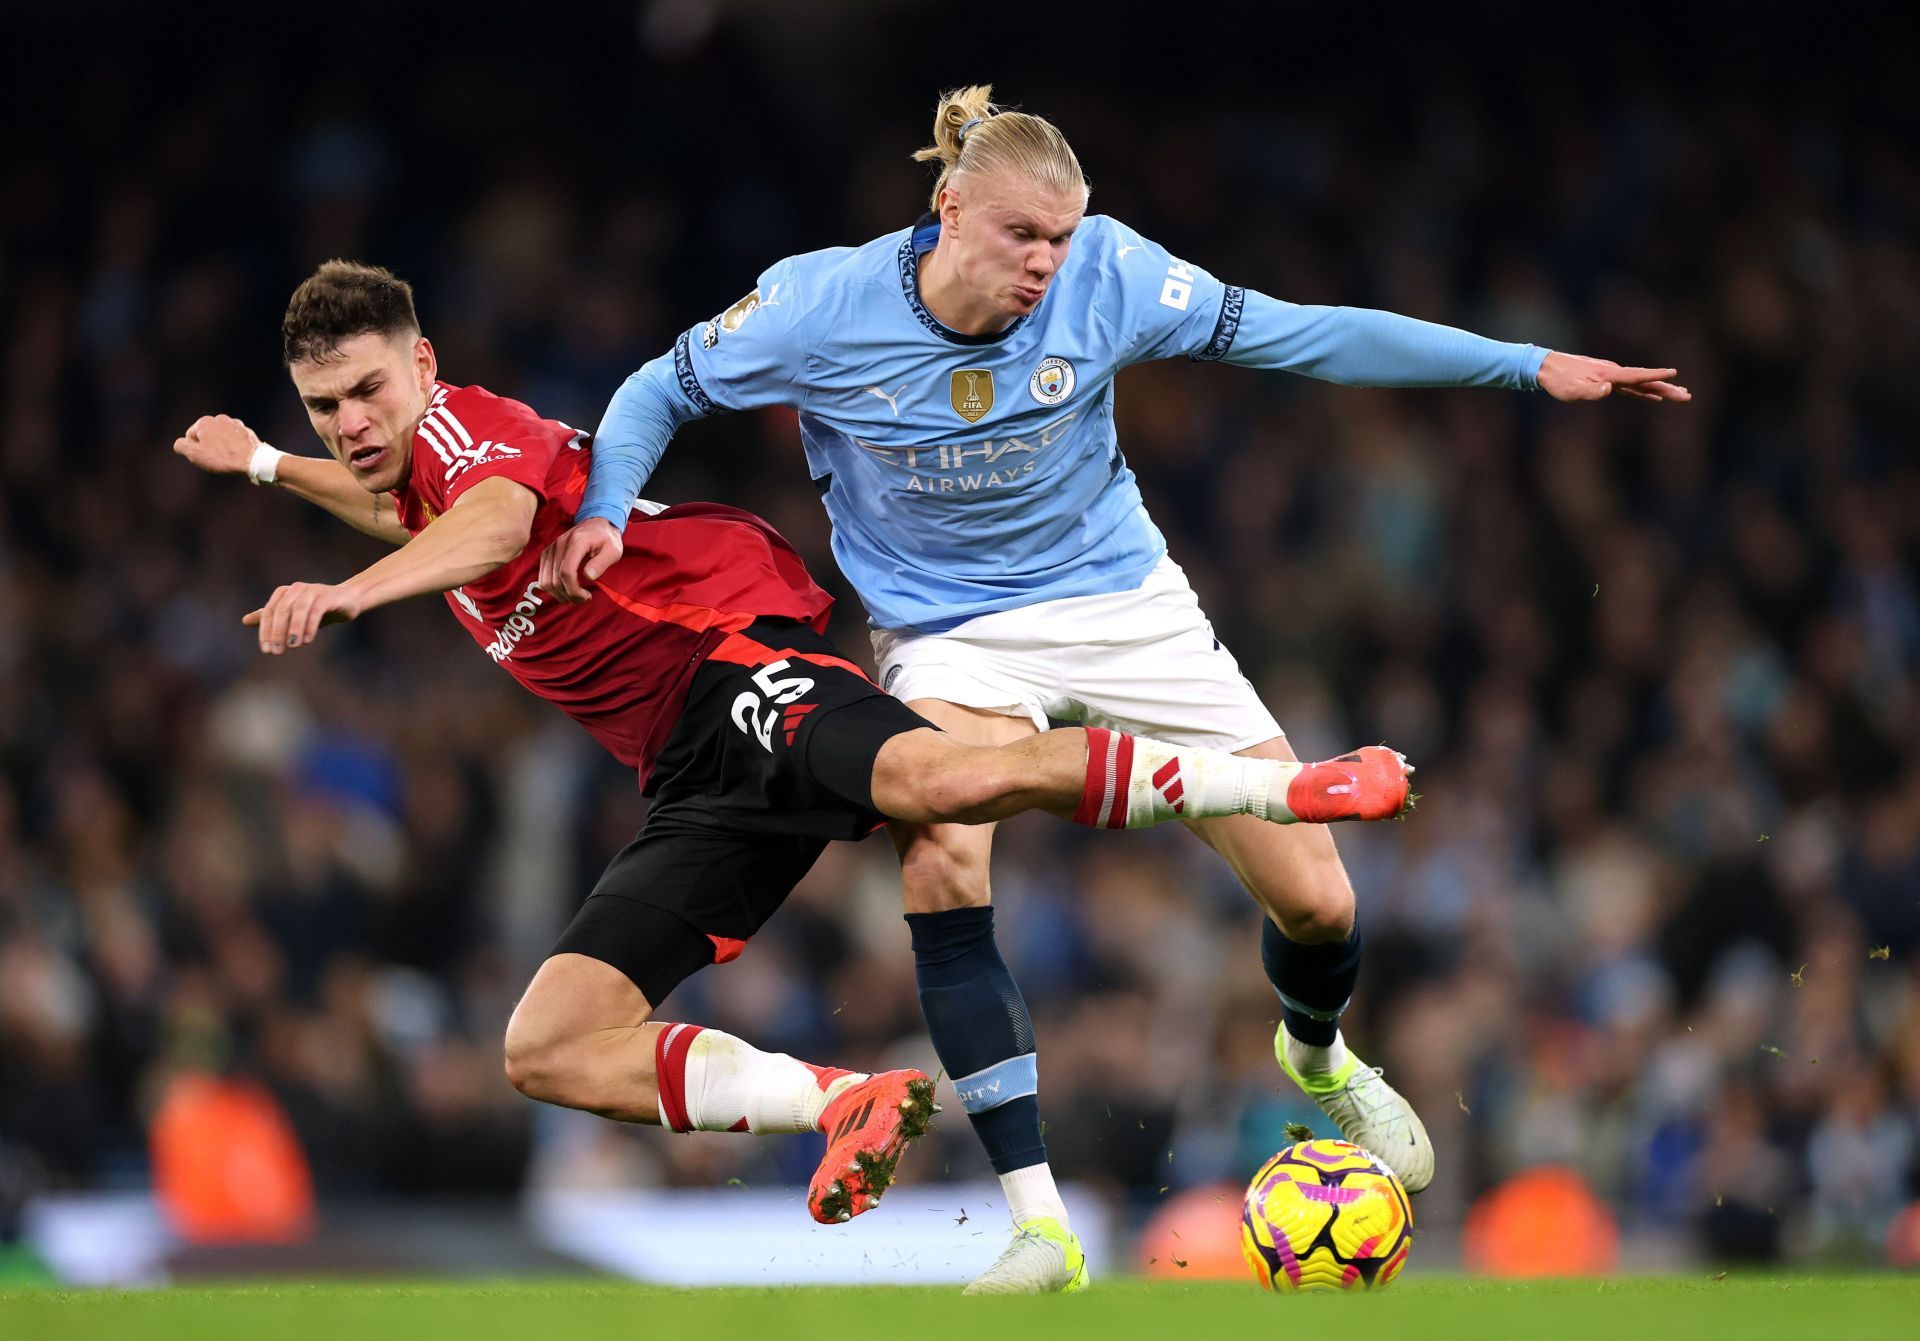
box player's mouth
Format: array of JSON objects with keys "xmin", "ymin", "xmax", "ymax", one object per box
[
  {"xmin": 347, "ymin": 444, "xmax": 389, "ymax": 472},
  {"xmin": 1011, "ymin": 283, "xmax": 1047, "ymax": 306}
]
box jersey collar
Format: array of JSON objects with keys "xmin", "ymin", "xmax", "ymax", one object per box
[{"xmin": 896, "ymin": 215, "xmax": 1034, "ymax": 347}]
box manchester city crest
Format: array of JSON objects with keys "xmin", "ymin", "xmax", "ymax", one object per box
[{"xmin": 1029, "ymin": 356, "xmax": 1075, "ymax": 406}]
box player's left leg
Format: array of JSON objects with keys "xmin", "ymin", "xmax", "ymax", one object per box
[
  {"xmin": 864, "ymin": 725, "xmax": 1412, "ymax": 829},
  {"xmin": 1182, "ymin": 735, "xmax": 1434, "ymax": 1193},
  {"xmin": 503, "ymin": 827, "xmax": 939, "ymax": 1224}
]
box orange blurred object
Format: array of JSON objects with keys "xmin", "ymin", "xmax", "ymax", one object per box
[
  {"xmin": 1888, "ymin": 1201, "xmax": 1920, "ymax": 1268},
  {"xmin": 1135, "ymin": 1182, "xmax": 1248, "ymax": 1280},
  {"xmin": 1462, "ymin": 1166, "xmax": 1618, "ymax": 1276},
  {"xmin": 149, "ymin": 1071, "xmax": 316, "ymax": 1244}
]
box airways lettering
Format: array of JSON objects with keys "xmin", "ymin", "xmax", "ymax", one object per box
[{"xmin": 907, "ymin": 463, "xmax": 1037, "ymax": 493}]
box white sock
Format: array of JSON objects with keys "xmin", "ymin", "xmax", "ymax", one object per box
[
  {"xmin": 1112, "ymin": 733, "xmax": 1303, "ymax": 828},
  {"xmin": 1000, "ymin": 1162, "xmax": 1070, "ymax": 1228},
  {"xmin": 1283, "ymin": 1026, "xmax": 1350, "ymax": 1080},
  {"xmin": 656, "ymin": 1024, "xmax": 865, "ymax": 1134}
]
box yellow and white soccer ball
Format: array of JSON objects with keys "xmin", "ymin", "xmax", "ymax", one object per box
[{"xmin": 1240, "ymin": 1137, "xmax": 1414, "ymax": 1291}]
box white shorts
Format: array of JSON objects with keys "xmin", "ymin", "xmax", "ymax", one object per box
[{"xmin": 871, "ymin": 557, "xmax": 1284, "ymax": 752}]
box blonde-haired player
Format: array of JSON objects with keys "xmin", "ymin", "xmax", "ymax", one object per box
[{"xmin": 548, "ymin": 85, "xmax": 1688, "ymax": 1292}]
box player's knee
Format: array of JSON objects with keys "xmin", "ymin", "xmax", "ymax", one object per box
[
  {"xmin": 1270, "ymin": 876, "xmax": 1355, "ymax": 944},
  {"xmin": 907, "ymin": 758, "xmax": 1007, "ymax": 824},
  {"xmin": 501, "ymin": 1033, "xmax": 542, "ymax": 1099},
  {"xmin": 503, "ymin": 1015, "xmax": 573, "ymax": 1103},
  {"xmin": 873, "ymin": 734, "xmax": 1004, "ymax": 824}
]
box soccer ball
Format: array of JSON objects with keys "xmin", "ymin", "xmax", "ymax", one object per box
[{"xmin": 1240, "ymin": 1137, "xmax": 1414, "ymax": 1291}]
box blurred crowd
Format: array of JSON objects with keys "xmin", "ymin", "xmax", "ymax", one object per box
[{"xmin": 2, "ymin": 4, "xmax": 1915, "ymax": 1266}]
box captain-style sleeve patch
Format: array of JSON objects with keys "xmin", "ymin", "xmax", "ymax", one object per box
[{"xmin": 1192, "ymin": 285, "xmax": 1246, "ymax": 362}]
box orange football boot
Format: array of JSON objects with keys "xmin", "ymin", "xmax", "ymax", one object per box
[
  {"xmin": 1286, "ymin": 746, "xmax": 1416, "ymax": 823},
  {"xmin": 808, "ymin": 1068, "xmax": 939, "ymax": 1224}
]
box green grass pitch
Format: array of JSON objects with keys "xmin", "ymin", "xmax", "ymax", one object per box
[{"xmin": 3, "ymin": 1277, "xmax": 1916, "ymax": 1341}]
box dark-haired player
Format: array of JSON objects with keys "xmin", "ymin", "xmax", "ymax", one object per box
[{"xmin": 173, "ymin": 260, "xmax": 1415, "ymax": 1236}]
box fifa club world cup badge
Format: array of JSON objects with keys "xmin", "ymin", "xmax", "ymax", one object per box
[
  {"xmin": 1029, "ymin": 356, "xmax": 1075, "ymax": 406},
  {"xmin": 951, "ymin": 368, "xmax": 994, "ymax": 423}
]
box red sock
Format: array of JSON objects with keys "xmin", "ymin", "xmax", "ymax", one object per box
[
  {"xmin": 1074, "ymin": 726, "xmax": 1136, "ymax": 830},
  {"xmin": 653, "ymin": 1023, "xmax": 863, "ymax": 1134},
  {"xmin": 1074, "ymin": 727, "xmax": 1288, "ymax": 828},
  {"xmin": 653, "ymin": 1022, "xmax": 705, "ymax": 1133}
]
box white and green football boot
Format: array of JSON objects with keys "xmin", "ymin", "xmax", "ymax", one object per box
[
  {"xmin": 1275, "ymin": 1024, "xmax": 1434, "ymax": 1192},
  {"xmin": 962, "ymin": 1215, "xmax": 1090, "ymax": 1295}
]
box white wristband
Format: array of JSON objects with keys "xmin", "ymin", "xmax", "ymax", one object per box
[{"xmin": 247, "ymin": 442, "xmax": 286, "ymax": 485}]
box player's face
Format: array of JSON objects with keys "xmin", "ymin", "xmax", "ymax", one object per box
[
  {"xmin": 945, "ymin": 172, "xmax": 1085, "ymax": 321},
  {"xmin": 290, "ymin": 331, "xmax": 436, "ymax": 494}
]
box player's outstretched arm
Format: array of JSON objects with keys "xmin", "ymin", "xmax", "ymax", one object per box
[
  {"xmin": 172, "ymin": 414, "xmax": 412, "ymax": 545},
  {"xmin": 1218, "ymin": 292, "xmax": 1688, "ymax": 402},
  {"xmin": 1535, "ymin": 351, "xmax": 1690, "ymax": 402},
  {"xmin": 558, "ymin": 265, "xmax": 811, "ymax": 601},
  {"xmin": 245, "ymin": 477, "xmax": 537, "ymax": 654}
]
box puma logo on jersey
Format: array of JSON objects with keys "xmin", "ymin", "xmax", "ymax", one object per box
[
  {"xmin": 1116, "ymin": 243, "xmax": 1143, "ymax": 259},
  {"xmin": 863, "ymin": 383, "xmax": 909, "ymax": 417},
  {"xmin": 1152, "ymin": 758, "xmax": 1185, "ymax": 813}
]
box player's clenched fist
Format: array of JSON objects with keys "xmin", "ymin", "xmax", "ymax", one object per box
[
  {"xmin": 243, "ymin": 582, "xmax": 363, "ymax": 654},
  {"xmin": 540, "ymin": 516, "xmax": 625, "ymax": 603},
  {"xmin": 173, "ymin": 414, "xmax": 261, "ymax": 475}
]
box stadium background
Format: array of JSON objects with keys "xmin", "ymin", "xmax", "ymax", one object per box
[{"xmin": 2, "ymin": 0, "xmax": 1915, "ymax": 1284}]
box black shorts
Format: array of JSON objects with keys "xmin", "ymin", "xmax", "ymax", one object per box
[{"xmin": 549, "ymin": 618, "xmax": 932, "ymax": 1004}]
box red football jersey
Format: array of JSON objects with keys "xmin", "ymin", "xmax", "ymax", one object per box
[{"xmin": 389, "ymin": 381, "xmax": 834, "ymax": 783}]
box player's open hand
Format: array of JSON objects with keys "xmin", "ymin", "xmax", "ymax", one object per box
[
  {"xmin": 539, "ymin": 517, "xmax": 624, "ymax": 603},
  {"xmin": 1537, "ymin": 352, "xmax": 1690, "ymax": 403},
  {"xmin": 173, "ymin": 414, "xmax": 261, "ymax": 474},
  {"xmin": 243, "ymin": 582, "xmax": 363, "ymax": 654}
]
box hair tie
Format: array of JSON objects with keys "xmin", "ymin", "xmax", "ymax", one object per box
[{"xmin": 957, "ymin": 116, "xmax": 986, "ymax": 145}]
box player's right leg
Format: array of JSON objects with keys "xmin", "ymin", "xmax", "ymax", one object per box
[
  {"xmin": 1035, "ymin": 558, "xmax": 1430, "ymax": 1190},
  {"xmin": 502, "ymin": 828, "xmax": 936, "ymax": 1223}
]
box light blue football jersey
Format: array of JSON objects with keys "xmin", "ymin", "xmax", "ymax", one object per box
[{"xmin": 582, "ymin": 215, "xmax": 1546, "ymax": 632}]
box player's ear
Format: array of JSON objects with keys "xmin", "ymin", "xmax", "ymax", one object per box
[
  {"xmin": 937, "ymin": 181, "xmax": 964, "ymax": 233},
  {"xmin": 413, "ymin": 334, "xmax": 437, "ymax": 391}
]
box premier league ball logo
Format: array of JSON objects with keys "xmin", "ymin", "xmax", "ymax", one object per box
[{"xmin": 1029, "ymin": 356, "xmax": 1075, "ymax": 406}]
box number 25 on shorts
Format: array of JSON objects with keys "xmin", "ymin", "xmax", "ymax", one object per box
[{"xmin": 730, "ymin": 659, "xmax": 816, "ymax": 752}]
